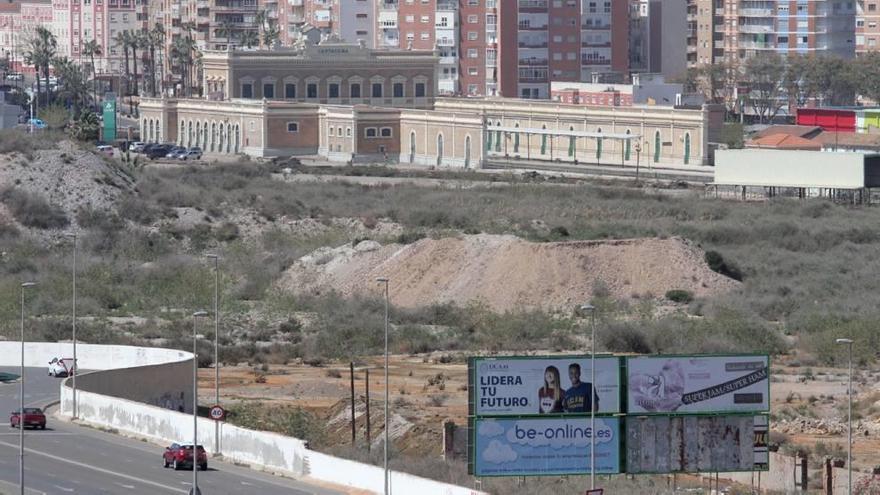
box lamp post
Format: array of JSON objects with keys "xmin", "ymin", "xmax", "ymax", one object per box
[
  {"xmin": 65, "ymin": 232, "xmax": 78, "ymax": 419},
  {"xmin": 205, "ymin": 253, "xmax": 220, "ymax": 455},
  {"xmin": 580, "ymin": 304, "xmax": 596, "ymax": 491},
  {"xmin": 19, "ymin": 282, "xmax": 35, "ymax": 495},
  {"xmin": 836, "ymin": 338, "xmax": 854, "ymax": 495},
  {"xmin": 634, "ymin": 142, "xmax": 642, "ymax": 182},
  {"xmin": 191, "ymin": 310, "xmax": 209, "ymax": 495},
  {"xmin": 376, "ymin": 277, "xmax": 390, "ymax": 495}
]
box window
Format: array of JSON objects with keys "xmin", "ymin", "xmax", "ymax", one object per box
[
  {"xmin": 350, "ymin": 83, "xmax": 361, "ymax": 98},
  {"xmin": 380, "ymin": 127, "xmax": 393, "ymax": 137},
  {"xmin": 287, "ymin": 122, "xmax": 299, "ymax": 133},
  {"xmin": 263, "ymin": 83, "xmax": 274, "ymax": 98},
  {"xmin": 365, "ymin": 127, "xmax": 378, "ymax": 138},
  {"xmin": 393, "ymin": 82, "xmax": 404, "ymax": 98},
  {"xmin": 415, "ymin": 82, "xmax": 426, "ymax": 97},
  {"xmin": 329, "ymin": 126, "xmax": 335, "ymax": 136},
  {"xmin": 468, "ymin": 31, "xmax": 478, "ymax": 40},
  {"xmin": 346, "ymin": 127, "xmax": 352, "ymax": 137},
  {"xmin": 329, "ymin": 83, "xmax": 340, "ymax": 98},
  {"xmin": 372, "ymin": 82, "xmax": 383, "ymax": 98},
  {"xmin": 285, "ymin": 83, "xmax": 296, "ymax": 98},
  {"xmin": 241, "ymin": 83, "xmax": 253, "ymax": 98},
  {"xmin": 468, "ymin": 48, "xmax": 478, "ymax": 58},
  {"xmin": 307, "ymin": 83, "xmax": 318, "ymax": 98},
  {"xmin": 468, "ymin": 15, "xmax": 478, "ymax": 23},
  {"xmin": 469, "ymin": 67, "xmax": 478, "ymax": 75}
]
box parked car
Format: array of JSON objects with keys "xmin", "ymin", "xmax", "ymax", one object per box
[
  {"xmin": 27, "ymin": 118, "xmax": 46, "ymax": 130},
  {"xmin": 48, "ymin": 357, "xmax": 76, "ymax": 377},
  {"xmin": 165, "ymin": 146, "xmax": 186, "ymax": 159},
  {"xmin": 96, "ymin": 145, "xmax": 114, "ymax": 156},
  {"xmin": 5, "ymin": 73, "xmax": 23, "ymax": 81},
  {"xmin": 128, "ymin": 141, "xmax": 146, "ymax": 153},
  {"xmin": 146, "ymin": 144, "xmax": 173, "ymax": 160},
  {"xmin": 10, "ymin": 408, "xmax": 46, "ymax": 429},
  {"xmin": 162, "ymin": 443, "xmax": 207, "ymax": 471},
  {"xmin": 179, "ymin": 149, "xmax": 202, "ymax": 161}
]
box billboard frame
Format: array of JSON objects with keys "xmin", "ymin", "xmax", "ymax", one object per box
[{"xmin": 623, "ymin": 353, "xmax": 771, "ymax": 417}]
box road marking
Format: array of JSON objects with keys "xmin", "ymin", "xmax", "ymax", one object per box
[
  {"xmin": 0, "ymin": 438, "xmax": 188, "ymax": 493},
  {"xmin": 52, "ymin": 485, "xmax": 74, "ymax": 492},
  {"xmin": 114, "ymin": 482, "xmax": 136, "ymax": 489}
]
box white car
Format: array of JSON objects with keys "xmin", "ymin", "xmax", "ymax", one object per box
[
  {"xmin": 48, "ymin": 357, "xmax": 76, "ymax": 377},
  {"xmin": 128, "ymin": 142, "xmax": 146, "ymax": 153}
]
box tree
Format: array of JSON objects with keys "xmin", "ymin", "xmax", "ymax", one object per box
[
  {"xmin": 254, "ymin": 10, "xmax": 268, "ymax": 48},
  {"xmin": 129, "ymin": 31, "xmax": 143, "ymax": 96},
  {"xmin": 113, "ymin": 31, "xmax": 131, "ymax": 97},
  {"xmin": 807, "ymin": 55, "xmax": 857, "ymax": 107},
  {"xmin": 38, "ymin": 104, "xmax": 69, "ymax": 130},
  {"xmin": 854, "ymin": 52, "xmax": 880, "ymax": 105},
  {"xmin": 262, "ymin": 20, "xmax": 280, "ymax": 49},
  {"xmin": 171, "ymin": 35, "xmax": 197, "ymax": 97},
  {"xmin": 151, "ymin": 23, "xmax": 166, "ymax": 97},
  {"xmin": 52, "ymin": 56, "xmax": 88, "ymax": 116},
  {"xmin": 82, "ymin": 39, "xmax": 103, "ymax": 112},
  {"xmin": 217, "ymin": 18, "xmax": 237, "ymax": 48},
  {"xmin": 240, "ymin": 30, "xmax": 259, "ymax": 49},
  {"xmin": 743, "ymin": 52, "xmax": 786, "ymax": 124},
  {"xmin": 782, "ymin": 54, "xmax": 816, "ymax": 111},
  {"xmin": 68, "ymin": 108, "xmax": 99, "ymax": 141},
  {"xmin": 24, "ymin": 26, "xmax": 57, "ymax": 110},
  {"xmin": 690, "ymin": 60, "xmax": 741, "ymax": 118}
]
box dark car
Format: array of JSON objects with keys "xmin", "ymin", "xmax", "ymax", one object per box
[
  {"xmin": 162, "ymin": 443, "xmax": 207, "ymax": 471},
  {"xmin": 146, "ymin": 144, "xmax": 173, "ymax": 159},
  {"xmin": 10, "ymin": 408, "xmax": 46, "ymax": 429}
]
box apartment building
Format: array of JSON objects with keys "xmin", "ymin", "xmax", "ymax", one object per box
[
  {"xmin": 629, "ymin": 0, "xmax": 687, "ymax": 79},
  {"xmin": 0, "ymin": 0, "xmax": 53, "ymax": 75},
  {"xmin": 856, "ymin": 0, "xmax": 880, "ymax": 53},
  {"xmin": 52, "ymin": 0, "xmax": 145, "ymax": 76},
  {"xmin": 498, "ymin": 0, "xmax": 628, "ymax": 99},
  {"xmin": 694, "ymin": 0, "xmax": 855, "ymax": 64},
  {"xmin": 688, "ymin": 0, "xmax": 724, "ymax": 67},
  {"xmin": 459, "ymin": 0, "xmax": 498, "ymax": 96}
]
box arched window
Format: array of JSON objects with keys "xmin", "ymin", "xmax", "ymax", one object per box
[
  {"xmin": 465, "ymin": 135, "xmax": 471, "ymax": 169},
  {"xmin": 513, "ymin": 123, "xmax": 520, "ymax": 153},
  {"xmin": 540, "ymin": 125, "xmax": 547, "ymax": 154},
  {"xmin": 654, "ymin": 131, "xmax": 661, "ymax": 163},
  {"xmin": 409, "ymin": 131, "xmax": 416, "ymax": 163},
  {"xmin": 486, "ymin": 125, "xmax": 493, "ymax": 151},
  {"xmin": 437, "ymin": 133, "xmax": 444, "ymax": 167},
  {"xmin": 684, "ymin": 132, "xmax": 691, "ymax": 165},
  {"xmin": 218, "ymin": 123, "xmax": 225, "ymax": 153},
  {"xmin": 495, "ymin": 122, "xmax": 501, "ymax": 152},
  {"xmin": 188, "ymin": 121, "xmax": 194, "ymax": 148},
  {"xmin": 211, "ymin": 123, "xmax": 217, "ymax": 152},
  {"xmin": 625, "ymin": 129, "xmax": 631, "ymax": 161},
  {"xmin": 179, "ymin": 120, "xmax": 185, "ymax": 145},
  {"xmin": 568, "ymin": 126, "xmax": 575, "ymax": 158},
  {"xmin": 596, "ymin": 128, "xmax": 602, "ymax": 161},
  {"xmin": 234, "ymin": 125, "xmax": 240, "ymax": 153}
]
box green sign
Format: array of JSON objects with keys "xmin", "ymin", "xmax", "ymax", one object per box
[{"xmin": 102, "ymin": 99, "xmax": 116, "ymax": 142}]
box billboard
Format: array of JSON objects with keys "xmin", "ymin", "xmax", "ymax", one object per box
[
  {"xmin": 471, "ymin": 356, "xmax": 621, "ymax": 416},
  {"xmin": 625, "ymin": 415, "xmax": 769, "ymax": 473},
  {"xmin": 472, "ymin": 417, "xmax": 621, "ymax": 476},
  {"xmin": 626, "ymin": 355, "xmax": 769, "ymax": 414},
  {"xmin": 102, "ymin": 99, "xmax": 117, "ymax": 142}
]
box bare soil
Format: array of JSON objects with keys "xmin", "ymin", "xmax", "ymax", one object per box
[{"xmin": 278, "ymin": 234, "xmax": 740, "ymax": 313}]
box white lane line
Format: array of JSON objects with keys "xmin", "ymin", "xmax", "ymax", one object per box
[
  {"xmin": 114, "ymin": 482, "xmax": 136, "ymax": 489},
  {"xmin": 0, "ymin": 439, "xmax": 188, "ymax": 494},
  {"xmin": 52, "ymin": 485, "xmax": 74, "ymax": 492}
]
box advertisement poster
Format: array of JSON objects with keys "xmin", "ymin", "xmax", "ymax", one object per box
[
  {"xmin": 625, "ymin": 415, "xmax": 769, "ymax": 473},
  {"xmin": 102, "ymin": 99, "xmax": 117, "ymax": 142},
  {"xmin": 473, "ymin": 417, "xmax": 621, "ymax": 476},
  {"xmin": 626, "ymin": 355, "xmax": 769, "ymax": 414},
  {"xmin": 472, "ymin": 356, "xmax": 621, "ymax": 416}
]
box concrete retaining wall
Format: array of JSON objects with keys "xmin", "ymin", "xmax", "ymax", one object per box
[
  {"xmin": 721, "ymin": 452, "xmax": 804, "ymax": 493},
  {"xmin": 5, "ymin": 342, "xmax": 485, "ymax": 495}
]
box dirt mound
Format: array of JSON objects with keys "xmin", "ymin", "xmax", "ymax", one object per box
[{"xmin": 278, "ymin": 234, "xmax": 739, "ymax": 312}]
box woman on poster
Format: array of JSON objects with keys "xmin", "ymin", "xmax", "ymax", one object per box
[{"xmin": 538, "ymin": 366, "xmax": 564, "ymax": 413}]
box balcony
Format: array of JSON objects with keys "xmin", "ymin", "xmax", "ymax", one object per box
[
  {"xmin": 739, "ymin": 8, "xmax": 773, "ymax": 16},
  {"xmin": 438, "ymin": 55, "xmax": 456, "ymax": 65},
  {"xmin": 581, "ymin": 57, "xmax": 610, "ymax": 66},
  {"xmin": 518, "ymin": 57, "xmax": 548, "ymax": 66},
  {"xmin": 288, "ymin": 0, "xmax": 302, "ymax": 4},
  {"xmin": 196, "ymin": 0, "xmax": 208, "ymax": 8},
  {"xmin": 739, "ymin": 24, "xmax": 773, "ymax": 33},
  {"xmin": 518, "ymin": 0, "xmax": 547, "ymax": 10},
  {"xmin": 518, "ymin": 41, "xmax": 548, "ymax": 48}
]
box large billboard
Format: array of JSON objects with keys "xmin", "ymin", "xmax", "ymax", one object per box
[
  {"xmin": 471, "ymin": 356, "xmax": 621, "ymax": 416},
  {"xmin": 472, "ymin": 417, "xmax": 621, "ymax": 476},
  {"xmin": 626, "ymin": 355, "xmax": 769, "ymax": 414},
  {"xmin": 625, "ymin": 415, "xmax": 769, "ymax": 473}
]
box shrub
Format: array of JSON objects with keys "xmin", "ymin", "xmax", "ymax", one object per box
[
  {"xmin": 705, "ymin": 250, "xmax": 744, "ymax": 281},
  {"xmin": 0, "ymin": 188, "xmax": 69, "ymax": 229},
  {"xmin": 665, "ymin": 289, "xmax": 694, "ymax": 304}
]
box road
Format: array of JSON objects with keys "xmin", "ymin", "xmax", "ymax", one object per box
[{"xmin": 0, "ymin": 367, "xmax": 345, "ymax": 495}]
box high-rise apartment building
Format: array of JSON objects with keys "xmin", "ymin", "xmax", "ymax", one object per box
[
  {"xmin": 693, "ymin": 0, "xmax": 855, "ymax": 65},
  {"xmin": 856, "ymin": 0, "xmax": 880, "ymax": 53},
  {"xmin": 629, "ymin": 0, "xmax": 687, "ymax": 79},
  {"xmin": 687, "ymin": 0, "xmax": 724, "ymax": 67},
  {"xmin": 499, "ymin": 0, "xmax": 628, "ymax": 99},
  {"xmin": 459, "ymin": 0, "xmax": 498, "ymax": 96},
  {"xmin": 53, "ymin": 0, "xmax": 145, "ymax": 76}
]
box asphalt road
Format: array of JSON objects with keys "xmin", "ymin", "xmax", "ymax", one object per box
[{"xmin": 0, "ymin": 367, "xmax": 345, "ymax": 495}]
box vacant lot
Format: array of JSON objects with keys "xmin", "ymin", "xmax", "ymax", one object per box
[{"xmin": 2, "ymin": 141, "xmax": 880, "ymax": 492}]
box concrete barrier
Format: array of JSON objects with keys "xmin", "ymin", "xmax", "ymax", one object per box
[{"xmin": 3, "ymin": 342, "xmax": 486, "ymax": 495}]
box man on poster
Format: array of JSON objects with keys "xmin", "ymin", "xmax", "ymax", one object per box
[{"xmin": 563, "ymin": 363, "xmax": 599, "ymax": 412}]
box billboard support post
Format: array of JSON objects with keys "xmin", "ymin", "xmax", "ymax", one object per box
[{"xmin": 580, "ymin": 304, "xmax": 597, "ymax": 491}]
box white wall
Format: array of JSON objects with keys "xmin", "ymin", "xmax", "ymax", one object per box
[{"xmin": 715, "ymin": 150, "xmax": 867, "ymax": 188}]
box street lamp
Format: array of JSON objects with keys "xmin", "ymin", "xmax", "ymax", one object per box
[
  {"xmin": 376, "ymin": 277, "xmax": 390, "ymax": 495},
  {"xmin": 191, "ymin": 310, "xmax": 209, "ymax": 495},
  {"xmin": 205, "ymin": 253, "xmax": 220, "ymax": 455},
  {"xmin": 580, "ymin": 304, "xmax": 597, "ymax": 491},
  {"xmin": 634, "ymin": 142, "xmax": 642, "ymax": 182},
  {"xmin": 836, "ymin": 338, "xmax": 854, "ymax": 495},
  {"xmin": 65, "ymin": 232, "xmax": 78, "ymax": 419},
  {"xmin": 19, "ymin": 281, "xmax": 35, "ymax": 495}
]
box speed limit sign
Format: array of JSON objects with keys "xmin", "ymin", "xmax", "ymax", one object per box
[{"xmin": 209, "ymin": 405, "xmax": 226, "ymax": 421}]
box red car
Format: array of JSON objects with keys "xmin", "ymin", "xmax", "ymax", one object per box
[
  {"xmin": 162, "ymin": 443, "xmax": 207, "ymax": 471},
  {"xmin": 10, "ymin": 408, "xmax": 46, "ymax": 429}
]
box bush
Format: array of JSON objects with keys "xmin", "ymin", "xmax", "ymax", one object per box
[
  {"xmin": 0, "ymin": 188, "xmax": 69, "ymax": 229},
  {"xmin": 665, "ymin": 289, "xmax": 694, "ymax": 304},
  {"xmin": 705, "ymin": 250, "xmax": 744, "ymax": 281}
]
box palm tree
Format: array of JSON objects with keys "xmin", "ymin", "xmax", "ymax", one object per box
[
  {"xmin": 217, "ymin": 18, "xmax": 237, "ymax": 49},
  {"xmin": 113, "ymin": 31, "xmax": 130, "ymax": 97},
  {"xmin": 24, "ymin": 26, "xmax": 57, "ymax": 110},
  {"xmin": 263, "ymin": 19, "xmax": 280, "ymax": 48},
  {"xmin": 53, "ymin": 56, "xmax": 87, "ymax": 116},
  {"xmin": 171, "ymin": 35, "xmax": 197, "ymax": 97},
  {"xmin": 254, "ymin": 9, "xmax": 267, "ymax": 48},
  {"xmin": 240, "ymin": 30, "xmax": 258, "ymax": 49},
  {"xmin": 129, "ymin": 31, "xmax": 142, "ymax": 96},
  {"xmin": 82, "ymin": 39, "xmax": 102, "ymax": 111},
  {"xmin": 151, "ymin": 23, "xmax": 165, "ymax": 97}
]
